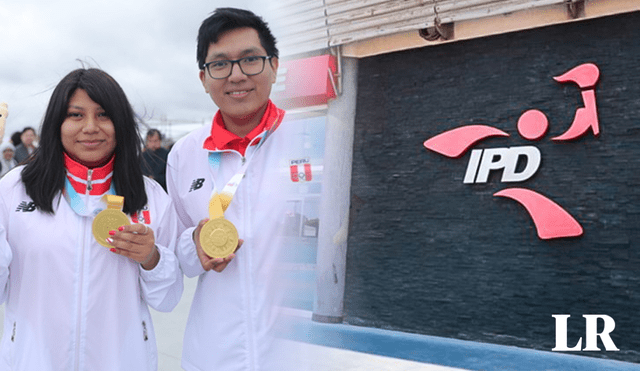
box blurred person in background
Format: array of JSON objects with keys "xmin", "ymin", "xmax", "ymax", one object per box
[
  {"xmin": 0, "ymin": 142, "xmax": 17, "ymax": 178},
  {"xmin": 14, "ymin": 127, "xmax": 37, "ymax": 164},
  {"xmin": 142, "ymin": 128, "xmax": 169, "ymax": 191},
  {"xmin": 9, "ymin": 132, "xmax": 22, "ymax": 148}
]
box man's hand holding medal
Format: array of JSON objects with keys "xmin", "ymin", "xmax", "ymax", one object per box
[
  {"xmin": 192, "ymin": 191, "xmax": 243, "ymax": 272},
  {"xmin": 194, "ymin": 218, "xmax": 243, "ymax": 273}
]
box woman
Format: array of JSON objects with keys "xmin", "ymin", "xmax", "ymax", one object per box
[
  {"xmin": 13, "ymin": 126, "xmax": 37, "ymax": 164},
  {"xmin": 0, "ymin": 68, "xmax": 183, "ymax": 370}
]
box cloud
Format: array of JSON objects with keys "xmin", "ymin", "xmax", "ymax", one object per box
[{"xmin": 0, "ymin": 0, "xmax": 267, "ymax": 141}]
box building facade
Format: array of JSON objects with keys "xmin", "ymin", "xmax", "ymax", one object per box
[{"xmin": 270, "ymin": 1, "xmax": 640, "ymax": 367}]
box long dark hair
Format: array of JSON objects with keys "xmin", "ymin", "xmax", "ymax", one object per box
[{"xmin": 21, "ymin": 68, "xmax": 148, "ymax": 214}]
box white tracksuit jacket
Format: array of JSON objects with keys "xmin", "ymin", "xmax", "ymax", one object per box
[
  {"xmin": 0, "ymin": 165, "xmax": 183, "ymax": 371},
  {"xmin": 167, "ymin": 116, "xmax": 304, "ymax": 371}
]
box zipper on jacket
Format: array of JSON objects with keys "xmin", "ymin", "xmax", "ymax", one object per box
[
  {"xmin": 241, "ymin": 173, "xmax": 257, "ymax": 371},
  {"xmin": 10, "ymin": 322, "xmax": 15, "ymax": 342},
  {"xmin": 74, "ymin": 219, "xmax": 89, "ymax": 371},
  {"xmin": 86, "ymin": 169, "xmax": 93, "ymax": 192},
  {"xmin": 142, "ymin": 321, "xmax": 149, "ymax": 341}
]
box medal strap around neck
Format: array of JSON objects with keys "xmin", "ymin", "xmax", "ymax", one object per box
[
  {"xmin": 207, "ymin": 113, "xmax": 282, "ymax": 219},
  {"xmin": 63, "ymin": 176, "xmax": 116, "ymax": 217}
]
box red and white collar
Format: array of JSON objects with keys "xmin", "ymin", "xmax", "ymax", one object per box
[
  {"xmin": 64, "ymin": 153, "xmax": 114, "ymax": 195},
  {"xmin": 202, "ymin": 100, "xmax": 285, "ymax": 155}
]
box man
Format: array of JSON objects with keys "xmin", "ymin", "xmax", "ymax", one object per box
[
  {"xmin": 142, "ymin": 129, "xmax": 169, "ymax": 191},
  {"xmin": 167, "ymin": 8, "xmax": 302, "ymax": 371}
]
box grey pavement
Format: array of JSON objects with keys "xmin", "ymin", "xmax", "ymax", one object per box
[
  {"xmin": 152, "ymin": 278, "xmax": 469, "ymax": 371},
  {"xmin": 0, "ymin": 276, "xmax": 468, "ymax": 371}
]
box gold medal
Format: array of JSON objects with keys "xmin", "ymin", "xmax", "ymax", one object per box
[
  {"xmin": 92, "ymin": 195, "xmax": 130, "ymax": 248},
  {"xmin": 202, "ymin": 188, "xmax": 238, "ymax": 258},
  {"xmin": 199, "ymin": 217, "xmax": 239, "ymax": 258}
]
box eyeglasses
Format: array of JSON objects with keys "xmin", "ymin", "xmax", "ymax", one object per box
[{"xmin": 203, "ymin": 56, "xmax": 273, "ymax": 79}]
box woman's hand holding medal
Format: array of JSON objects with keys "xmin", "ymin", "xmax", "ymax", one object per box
[
  {"xmin": 92, "ymin": 195, "xmax": 159, "ymax": 270},
  {"xmin": 194, "ymin": 218, "xmax": 243, "ymax": 273},
  {"xmin": 107, "ymin": 223, "xmax": 160, "ymax": 270}
]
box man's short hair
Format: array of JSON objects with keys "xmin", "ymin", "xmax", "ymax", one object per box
[
  {"xmin": 197, "ymin": 7, "xmax": 279, "ymax": 70},
  {"xmin": 21, "ymin": 126, "xmax": 36, "ymax": 136},
  {"xmin": 146, "ymin": 129, "xmax": 163, "ymax": 141}
]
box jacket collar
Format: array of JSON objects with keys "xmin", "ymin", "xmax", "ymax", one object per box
[
  {"xmin": 64, "ymin": 153, "xmax": 115, "ymax": 195},
  {"xmin": 203, "ymin": 100, "xmax": 285, "ymax": 155}
]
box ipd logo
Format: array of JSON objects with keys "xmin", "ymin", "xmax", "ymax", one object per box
[
  {"xmin": 464, "ymin": 146, "xmax": 541, "ymax": 184},
  {"xmin": 552, "ymin": 314, "xmax": 619, "ymax": 352},
  {"xmin": 424, "ymin": 63, "xmax": 600, "ymax": 240}
]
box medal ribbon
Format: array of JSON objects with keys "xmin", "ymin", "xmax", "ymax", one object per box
[
  {"xmin": 63, "ymin": 176, "xmax": 116, "ymax": 217},
  {"xmin": 207, "ymin": 112, "xmax": 283, "ymax": 219}
]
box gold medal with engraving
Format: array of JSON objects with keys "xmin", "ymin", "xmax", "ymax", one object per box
[
  {"xmin": 92, "ymin": 195, "xmax": 130, "ymax": 248},
  {"xmin": 200, "ymin": 193, "xmax": 238, "ymax": 258},
  {"xmin": 199, "ymin": 217, "xmax": 239, "ymax": 258}
]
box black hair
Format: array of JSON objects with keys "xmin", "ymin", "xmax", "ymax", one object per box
[
  {"xmin": 10, "ymin": 131, "xmax": 22, "ymax": 147},
  {"xmin": 146, "ymin": 128, "xmax": 163, "ymax": 141},
  {"xmin": 21, "ymin": 68, "xmax": 148, "ymax": 215},
  {"xmin": 21, "ymin": 126, "xmax": 36, "ymax": 135},
  {"xmin": 196, "ymin": 7, "xmax": 278, "ymax": 70}
]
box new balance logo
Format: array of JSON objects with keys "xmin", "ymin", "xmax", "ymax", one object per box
[
  {"xmin": 189, "ymin": 178, "xmax": 205, "ymax": 192},
  {"xmin": 16, "ymin": 201, "xmax": 36, "ymax": 212}
]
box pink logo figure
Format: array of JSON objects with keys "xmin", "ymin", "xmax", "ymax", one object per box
[
  {"xmin": 423, "ymin": 63, "xmax": 600, "ymax": 240},
  {"xmin": 552, "ymin": 63, "xmax": 600, "ymax": 141}
]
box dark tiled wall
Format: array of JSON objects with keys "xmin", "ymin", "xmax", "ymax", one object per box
[{"xmin": 346, "ymin": 11, "xmax": 640, "ymax": 363}]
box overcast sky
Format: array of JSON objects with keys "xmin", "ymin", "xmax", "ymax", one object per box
[{"xmin": 0, "ymin": 0, "xmax": 279, "ymax": 142}]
